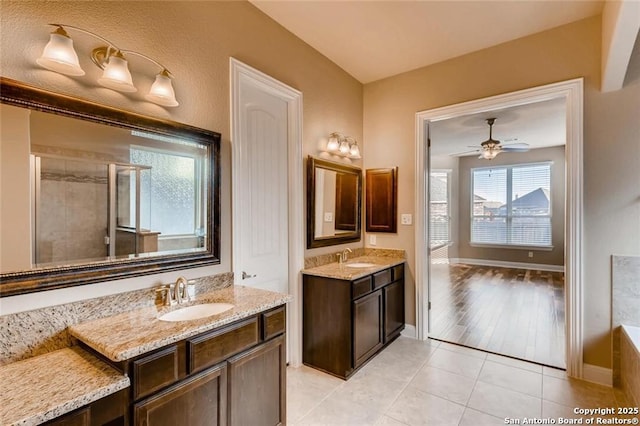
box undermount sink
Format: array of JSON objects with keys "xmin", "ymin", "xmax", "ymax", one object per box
[
  {"xmin": 158, "ymin": 303, "xmax": 234, "ymax": 322},
  {"xmin": 344, "ymin": 262, "xmax": 376, "ymax": 268}
]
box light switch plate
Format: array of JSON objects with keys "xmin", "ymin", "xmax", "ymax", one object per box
[
  {"xmin": 369, "ymin": 234, "xmax": 377, "ymax": 245},
  {"xmin": 401, "ymin": 214, "xmax": 412, "ymax": 225}
]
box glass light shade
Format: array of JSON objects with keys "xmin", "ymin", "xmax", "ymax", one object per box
[
  {"xmin": 98, "ymin": 54, "xmax": 137, "ymax": 93},
  {"xmin": 36, "ymin": 32, "xmax": 85, "ymax": 76},
  {"xmin": 326, "ymin": 135, "xmax": 340, "ymax": 152},
  {"xmin": 145, "ymin": 72, "xmax": 179, "ymax": 107},
  {"xmin": 481, "ymin": 148, "xmax": 499, "ymax": 160},
  {"xmin": 339, "ymin": 140, "xmax": 350, "ymax": 154},
  {"xmin": 349, "ymin": 142, "xmax": 361, "ymax": 159}
]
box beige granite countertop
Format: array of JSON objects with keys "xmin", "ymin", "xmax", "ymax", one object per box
[
  {"xmin": 0, "ymin": 347, "xmax": 129, "ymax": 426},
  {"xmin": 69, "ymin": 285, "xmax": 291, "ymax": 362},
  {"xmin": 301, "ymin": 255, "xmax": 406, "ymax": 280}
]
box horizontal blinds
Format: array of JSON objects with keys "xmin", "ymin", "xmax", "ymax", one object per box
[{"xmin": 472, "ymin": 163, "xmax": 551, "ymax": 246}]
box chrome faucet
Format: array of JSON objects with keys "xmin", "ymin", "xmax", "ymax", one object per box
[
  {"xmin": 175, "ymin": 276, "xmax": 189, "ymax": 304},
  {"xmin": 337, "ymin": 248, "xmax": 353, "ymax": 264}
]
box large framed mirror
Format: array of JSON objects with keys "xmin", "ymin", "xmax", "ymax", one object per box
[
  {"xmin": 0, "ymin": 77, "xmax": 221, "ymax": 296},
  {"xmin": 307, "ymin": 156, "xmax": 362, "ymax": 248}
]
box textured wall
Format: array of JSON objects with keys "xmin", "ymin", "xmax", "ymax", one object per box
[
  {"xmin": 0, "ymin": 1, "xmax": 363, "ymax": 313},
  {"xmin": 363, "ymin": 16, "xmax": 640, "ymax": 368}
]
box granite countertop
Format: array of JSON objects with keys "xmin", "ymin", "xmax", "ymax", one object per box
[
  {"xmin": 69, "ymin": 285, "xmax": 291, "ymax": 362},
  {"xmin": 301, "ymin": 255, "xmax": 406, "ymax": 280},
  {"xmin": 0, "ymin": 347, "xmax": 129, "ymax": 426}
]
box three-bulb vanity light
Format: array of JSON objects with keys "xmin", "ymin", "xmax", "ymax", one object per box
[
  {"xmin": 325, "ymin": 132, "xmax": 361, "ymax": 159},
  {"xmin": 36, "ymin": 24, "xmax": 179, "ymax": 107}
]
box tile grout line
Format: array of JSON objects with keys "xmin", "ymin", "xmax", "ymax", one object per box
[{"xmin": 379, "ymin": 345, "xmax": 437, "ymax": 425}]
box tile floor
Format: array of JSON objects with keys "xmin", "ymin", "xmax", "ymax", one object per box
[{"xmin": 287, "ymin": 337, "xmax": 635, "ymax": 425}]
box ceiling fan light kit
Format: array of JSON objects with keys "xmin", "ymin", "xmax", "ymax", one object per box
[{"xmin": 477, "ymin": 117, "xmax": 529, "ymax": 160}]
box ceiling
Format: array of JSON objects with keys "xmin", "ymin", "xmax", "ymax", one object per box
[
  {"xmin": 250, "ymin": 0, "xmax": 604, "ymax": 84},
  {"xmin": 429, "ymin": 97, "xmax": 567, "ymax": 157}
]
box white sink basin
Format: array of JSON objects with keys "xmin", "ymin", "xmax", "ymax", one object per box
[
  {"xmin": 345, "ymin": 262, "xmax": 376, "ymax": 268},
  {"xmin": 158, "ymin": 303, "xmax": 234, "ymax": 322}
]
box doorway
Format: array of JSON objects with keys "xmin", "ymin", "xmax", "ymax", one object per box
[
  {"xmin": 414, "ymin": 79, "xmax": 585, "ymax": 377},
  {"xmin": 230, "ymin": 58, "xmax": 304, "ymax": 366}
]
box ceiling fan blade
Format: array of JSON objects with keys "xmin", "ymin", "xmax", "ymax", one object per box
[
  {"xmin": 501, "ymin": 146, "xmax": 529, "ymax": 152},
  {"xmin": 450, "ymin": 149, "xmax": 479, "ymax": 156},
  {"xmin": 501, "ymin": 142, "xmax": 529, "ymax": 149}
]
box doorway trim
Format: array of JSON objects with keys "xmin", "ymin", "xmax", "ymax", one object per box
[
  {"xmin": 230, "ymin": 58, "xmax": 304, "ymax": 367},
  {"xmin": 414, "ymin": 78, "xmax": 584, "ymax": 378}
]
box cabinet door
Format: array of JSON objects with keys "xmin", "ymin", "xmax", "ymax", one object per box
[
  {"xmin": 227, "ymin": 335, "xmax": 286, "ymax": 426},
  {"xmin": 384, "ymin": 280, "xmax": 405, "ymax": 342},
  {"xmin": 134, "ymin": 363, "xmax": 227, "ymax": 426},
  {"xmin": 353, "ymin": 290, "xmax": 384, "ymax": 367}
]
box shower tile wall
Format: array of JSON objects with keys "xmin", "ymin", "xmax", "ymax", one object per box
[
  {"xmin": 612, "ymin": 255, "xmax": 640, "ymax": 387},
  {"xmin": 37, "ymin": 158, "xmax": 109, "ymax": 265}
]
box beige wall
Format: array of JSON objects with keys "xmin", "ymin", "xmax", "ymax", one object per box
[
  {"xmin": 0, "ymin": 105, "xmax": 32, "ymax": 272},
  {"xmin": 457, "ymin": 146, "xmax": 565, "ymax": 266},
  {"xmin": 0, "ymin": 1, "xmax": 363, "ymax": 312},
  {"xmin": 363, "ymin": 16, "xmax": 640, "ymax": 368}
]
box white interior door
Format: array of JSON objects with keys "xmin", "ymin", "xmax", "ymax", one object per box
[{"xmin": 233, "ymin": 70, "xmax": 289, "ymax": 294}]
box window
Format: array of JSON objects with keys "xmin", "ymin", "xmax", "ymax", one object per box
[
  {"xmin": 130, "ymin": 146, "xmax": 205, "ymax": 237},
  {"xmin": 471, "ymin": 162, "xmax": 551, "ymax": 247},
  {"xmin": 430, "ymin": 170, "xmax": 451, "ymax": 247}
]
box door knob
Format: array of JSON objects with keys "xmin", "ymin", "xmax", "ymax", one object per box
[{"xmin": 242, "ymin": 271, "xmax": 256, "ymax": 280}]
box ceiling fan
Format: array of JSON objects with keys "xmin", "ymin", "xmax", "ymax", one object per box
[{"xmin": 459, "ymin": 118, "xmax": 530, "ymax": 160}]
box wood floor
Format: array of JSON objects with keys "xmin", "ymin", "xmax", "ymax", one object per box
[{"xmin": 429, "ymin": 263, "xmax": 566, "ymax": 368}]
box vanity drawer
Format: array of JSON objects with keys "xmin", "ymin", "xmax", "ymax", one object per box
[
  {"xmin": 133, "ymin": 345, "xmax": 180, "ymax": 401},
  {"xmin": 262, "ymin": 306, "xmax": 286, "ymax": 340},
  {"xmin": 352, "ymin": 276, "xmax": 372, "ymax": 299},
  {"xmin": 188, "ymin": 316, "xmax": 259, "ymax": 373},
  {"xmin": 373, "ymin": 268, "xmax": 392, "ymax": 289},
  {"xmin": 392, "ymin": 264, "xmax": 404, "ymax": 281}
]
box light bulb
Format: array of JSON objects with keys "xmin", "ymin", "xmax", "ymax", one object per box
[
  {"xmin": 36, "ymin": 28, "xmax": 85, "ymax": 76},
  {"xmin": 327, "ymin": 134, "xmax": 340, "ymax": 152},
  {"xmin": 349, "ymin": 142, "xmax": 361, "ymax": 159},
  {"xmin": 146, "ymin": 70, "xmax": 179, "ymax": 107},
  {"xmin": 339, "ymin": 140, "xmax": 350, "ymax": 154},
  {"xmin": 98, "ymin": 52, "xmax": 136, "ymax": 93}
]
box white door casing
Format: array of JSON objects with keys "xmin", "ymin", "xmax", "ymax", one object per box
[
  {"xmin": 230, "ymin": 58, "xmax": 304, "ymax": 366},
  {"xmin": 415, "ymin": 79, "xmax": 584, "ymax": 378}
]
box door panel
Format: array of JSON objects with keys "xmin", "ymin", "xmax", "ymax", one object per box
[{"xmin": 234, "ymin": 78, "xmax": 289, "ymax": 294}]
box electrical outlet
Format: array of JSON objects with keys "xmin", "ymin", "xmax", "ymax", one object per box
[
  {"xmin": 401, "ymin": 214, "xmax": 412, "ymax": 225},
  {"xmin": 369, "ymin": 234, "xmax": 377, "ymax": 245},
  {"xmin": 324, "ymin": 212, "xmax": 333, "ymax": 222},
  {"xmin": 528, "ymin": 251, "xmax": 534, "ymax": 258}
]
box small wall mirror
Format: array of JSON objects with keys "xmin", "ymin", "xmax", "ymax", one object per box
[
  {"xmin": 0, "ymin": 78, "xmax": 220, "ymax": 296},
  {"xmin": 307, "ymin": 156, "xmax": 362, "ymax": 248}
]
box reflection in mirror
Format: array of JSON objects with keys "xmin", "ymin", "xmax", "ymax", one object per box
[
  {"xmin": 307, "ymin": 156, "xmax": 362, "ymax": 248},
  {"xmin": 0, "ymin": 77, "xmax": 220, "ymax": 296},
  {"xmin": 30, "ymin": 113, "xmax": 209, "ymax": 268}
]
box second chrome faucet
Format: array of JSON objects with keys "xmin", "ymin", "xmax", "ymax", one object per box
[
  {"xmin": 158, "ymin": 276, "xmax": 191, "ymax": 306},
  {"xmin": 337, "ymin": 248, "xmax": 353, "ymax": 264}
]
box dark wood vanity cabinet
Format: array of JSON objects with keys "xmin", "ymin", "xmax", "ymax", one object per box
[
  {"xmin": 44, "ymin": 388, "xmax": 128, "ymax": 426},
  {"xmin": 82, "ymin": 306, "xmax": 286, "ymax": 426},
  {"xmin": 303, "ymin": 263, "xmax": 405, "ymax": 379}
]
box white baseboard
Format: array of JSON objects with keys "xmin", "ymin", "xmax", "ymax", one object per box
[
  {"xmin": 451, "ymin": 258, "xmax": 565, "ymax": 273},
  {"xmin": 401, "ymin": 324, "xmax": 416, "ymax": 338},
  {"xmin": 582, "ymin": 363, "xmax": 613, "ymax": 387}
]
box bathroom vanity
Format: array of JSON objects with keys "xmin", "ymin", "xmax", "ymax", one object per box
[
  {"xmin": 302, "ymin": 256, "xmax": 405, "ymax": 379},
  {"xmin": 70, "ymin": 286, "xmax": 288, "ymax": 426},
  {"xmin": 1, "ymin": 285, "xmax": 289, "ymax": 426}
]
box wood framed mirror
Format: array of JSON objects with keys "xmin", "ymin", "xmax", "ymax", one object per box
[
  {"xmin": 306, "ymin": 156, "xmax": 362, "ymax": 248},
  {"xmin": 366, "ymin": 167, "xmax": 398, "ymax": 233},
  {"xmin": 0, "ymin": 77, "xmax": 221, "ymax": 296}
]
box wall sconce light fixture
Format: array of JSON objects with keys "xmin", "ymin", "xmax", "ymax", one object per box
[
  {"xmin": 325, "ymin": 132, "xmax": 361, "ymax": 159},
  {"xmin": 37, "ymin": 24, "xmax": 179, "ymax": 107}
]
